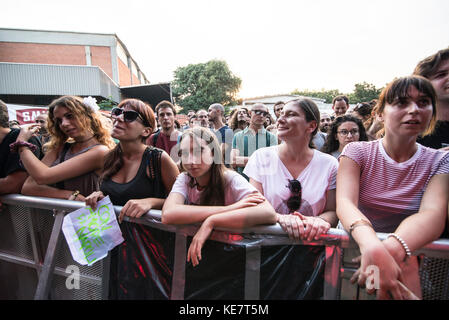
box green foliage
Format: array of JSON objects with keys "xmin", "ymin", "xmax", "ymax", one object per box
[
  {"xmin": 292, "ymin": 82, "xmax": 383, "ymax": 104},
  {"xmin": 97, "ymin": 96, "xmax": 118, "ymax": 110},
  {"xmin": 291, "ymin": 88, "xmax": 343, "ymax": 104},
  {"xmin": 171, "ymin": 60, "xmax": 242, "ymax": 114},
  {"xmin": 348, "ymin": 82, "xmax": 383, "ymax": 104}
]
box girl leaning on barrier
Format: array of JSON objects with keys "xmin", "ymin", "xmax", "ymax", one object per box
[
  {"xmin": 13, "ymin": 95, "xmax": 115, "ymax": 201},
  {"xmin": 85, "ymin": 98, "xmax": 179, "ymax": 299},
  {"xmin": 161, "ymin": 127, "xmax": 277, "ymax": 267},
  {"xmin": 337, "ymin": 76, "xmax": 449, "ymax": 299}
]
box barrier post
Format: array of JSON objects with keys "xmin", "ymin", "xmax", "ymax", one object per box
[{"xmin": 34, "ymin": 209, "xmax": 65, "ymax": 300}]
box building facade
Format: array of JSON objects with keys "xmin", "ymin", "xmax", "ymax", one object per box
[{"xmin": 0, "ymin": 28, "xmax": 171, "ymax": 120}]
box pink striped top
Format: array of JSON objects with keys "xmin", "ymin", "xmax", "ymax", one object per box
[{"xmin": 340, "ymin": 139, "xmax": 449, "ymax": 233}]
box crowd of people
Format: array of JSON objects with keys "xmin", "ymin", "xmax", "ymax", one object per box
[{"xmin": 0, "ymin": 47, "xmax": 448, "ymax": 300}]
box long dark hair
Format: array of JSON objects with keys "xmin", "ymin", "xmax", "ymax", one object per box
[
  {"xmin": 178, "ymin": 127, "xmax": 227, "ymax": 206},
  {"xmin": 322, "ymin": 115, "xmax": 368, "ymax": 154},
  {"xmin": 101, "ymin": 99, "xmax": 156, "ymax": 182}
]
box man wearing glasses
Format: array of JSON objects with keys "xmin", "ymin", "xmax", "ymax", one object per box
[{"xmin": 231, "ymin": 103, "xmax": 278, "ymax": 179}]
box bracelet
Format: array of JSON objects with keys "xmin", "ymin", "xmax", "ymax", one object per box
[
  {"xmin": 348, "ymin": 218, "xmax": 373, "ymax": 236},
  {"xmin": 69, "ymin": 190, "xmax": 80, "ymax": 200},
  {"xmin": 387, "ymin": 233, "xmax": 412, "ymax": 261},
  {"xmin": 9, "ymin": 140, "xmax": 38, "ymax": 153}
]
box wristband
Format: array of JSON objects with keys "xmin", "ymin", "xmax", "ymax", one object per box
[
  {"xmin": 387, "ymin": 233, "xmax": 412, "ymax": 261},
  {"xmin": 9, "ymin": 140, "xmax": 38, "ymax": 153}
]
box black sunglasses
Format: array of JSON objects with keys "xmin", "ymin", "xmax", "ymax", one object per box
[
  {"xmin": 286, "ymin": 179, "xmax": 302, "ymax": 213},
  {"xmin": 253, "ymin": 110, "xmax": 269, "ymax": 117},
  {"xmin": 111, "ymin": 107, "xmax": 149, "ymax": 126}
]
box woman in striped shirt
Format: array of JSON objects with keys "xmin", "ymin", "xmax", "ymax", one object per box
[{"xmin": 337, "ymin": 76, "xmax": 449, "ymax": 299}]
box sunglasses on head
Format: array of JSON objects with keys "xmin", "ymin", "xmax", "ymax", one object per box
[
  {"xmin": 111, "ymin": 107, "xmax": 149, "ymax": 126},
  {"xmin": 286, "ymin": 179, "xmax": 302, "ymax": 213},
  {"xmin": 253, "ymin": 110, "xmax": 269, "ymax": 117}
]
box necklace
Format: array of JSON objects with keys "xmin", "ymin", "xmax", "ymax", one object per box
[{"xmin": 75, "ymin": 135, "xmax": 95, "ymax": 144}]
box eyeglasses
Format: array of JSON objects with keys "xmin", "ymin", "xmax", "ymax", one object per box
[
  {"xmin": 111, "ymin": 107, "xmax": 149, "ymax": 126},
  {"xmin": 252, "ymin": 110, "xmax": 269, "ymax": 117},
  {"xmin": 337, "ymin": 129, "xmax": 359, "ymax": 136},
  {"xmin": 286, "ymin": 179, "xmax": 302, "ymax": 213},
  {"xmin": 36, "ymin": 120, "xmax": 46, "ymax": 124}
]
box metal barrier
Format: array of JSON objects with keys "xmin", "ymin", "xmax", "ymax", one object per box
[{"xmin": 0, "ymin": 194, "xmax": 448, "ymax": 300}]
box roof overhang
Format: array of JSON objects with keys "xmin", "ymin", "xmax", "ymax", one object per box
[{"xmin": 120, "ymin": 82, "xmax": 172, "ymax": 109}]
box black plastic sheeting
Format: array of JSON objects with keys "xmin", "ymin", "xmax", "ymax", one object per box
[{"xmin": 108, "ymin": 221, "xmax": 325, "ymax": 300}]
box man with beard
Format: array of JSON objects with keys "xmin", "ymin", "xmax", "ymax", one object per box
[
  {"xmin": 208, "ymin": 103, "xmax": 234, "ymax": 167},
  {"xmin": 319, "ymin": 112, "xmax": 332, "ymax": 134},
  {"xmin": 147, "ymin": 100, "xmax": 181, "ymax": 157}
]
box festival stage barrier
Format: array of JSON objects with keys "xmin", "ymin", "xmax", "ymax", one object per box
[{"xmin": 0, "ymin": 194, "xmax": 448, "ymax": 300}]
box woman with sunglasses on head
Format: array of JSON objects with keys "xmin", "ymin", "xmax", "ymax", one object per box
[
  {"xmin": 15, "ymin": 95, "xmax": 115, "ymax": 201},
  {"xmin": 85, "ymin": 98, "xmax": 179, "ymax": 299},
  {"xmin": 244, "ymin": 98, "xmax": 339, "ymax": 241},
  {"xmin": 337, "ymin": 76, "xmax": 449, "ymax": 299},
  {"xmin": 162, "ymin": 127, "xmax": 277, "ymax": 267},
  {"xmin": 322, "ymin": 115, "xmax": 368, "ymax": 159}
]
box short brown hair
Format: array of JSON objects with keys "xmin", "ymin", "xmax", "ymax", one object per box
[
  {"xmin": 413, "ymin": 47, "xmax": 449, "ymax": 79},
  {"xmin": 155, "ymin": 100, "xmax": 176, "ymax": 116},
  {"xmin": 332, "ymin": 95, "xmax": 349, "ymax": 106}
]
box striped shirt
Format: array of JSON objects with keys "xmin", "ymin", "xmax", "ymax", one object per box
[{"xmin": 340, "ymin": 139, "xmax": 449, "ymax": 233}]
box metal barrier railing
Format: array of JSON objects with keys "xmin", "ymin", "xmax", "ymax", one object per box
[{"xmin": 0, "ymin": 194, "xmax": 448, "ymax": 300}]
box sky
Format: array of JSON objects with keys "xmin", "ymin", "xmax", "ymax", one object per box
[{"xmin": 2, "ymin": 0, "xmax": 449, "ymax": 99}]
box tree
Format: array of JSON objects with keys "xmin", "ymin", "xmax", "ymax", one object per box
[
  {"xmin": 97, "ymin": 96, "xmax": 118, "ymax": 111},
  {"xmin": 291, "ymin": 88, "xmax": 343, "ymax": 104},
  {"xmin": 291, "ymin": 82, "xmax": 383, "ymax": 104},
  {"xmin": 348, "ymin": 82, "xmax": 383, "ymax": 104},
  {"xmin": 171, "ymin": 60, "xmax": 242, "ymax": 114}
]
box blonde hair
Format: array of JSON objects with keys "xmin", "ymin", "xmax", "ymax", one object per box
[{"xmin": 45, "ymin": 96, "xmax": 115, "ymax": 151}]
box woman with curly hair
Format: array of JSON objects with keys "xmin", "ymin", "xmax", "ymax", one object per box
[
  {"xmin": 15, "ymin": 95, "xmax": 115, "ymax": 201},
  {"xmin": 229, "ymin": 107, "xmax": 250, "ymax": 132},
  {"xmin": 322, "ymin": 115, "xmax": 368, "ymax": 158}
]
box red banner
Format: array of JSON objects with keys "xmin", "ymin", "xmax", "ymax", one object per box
[{"xmin": 7, "ymin": 104, "xmax": 48, "ymax": 125}]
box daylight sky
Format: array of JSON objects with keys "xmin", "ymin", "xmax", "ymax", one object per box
[{"xmin": 2, "ymin": 0, "xmax": 449, "ymax": 98}]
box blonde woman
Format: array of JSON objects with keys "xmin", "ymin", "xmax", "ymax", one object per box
[{"xmin": 15, "ymin": 95, "xmax": 115, "ymax": 201}]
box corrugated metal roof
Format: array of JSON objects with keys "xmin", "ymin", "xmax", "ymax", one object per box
[{"xmin": 0, "ymin": 62, "xmax": 121, "ymax": 102}]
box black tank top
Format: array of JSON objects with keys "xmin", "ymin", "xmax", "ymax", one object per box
[{"xmin": 100, "ymin": 147, "xmax": 165, "ymax": 206}]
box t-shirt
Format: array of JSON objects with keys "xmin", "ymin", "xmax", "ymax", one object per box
[
  {"xmin": 232, "ymin": 127, "xmax": 278, "ymax": 175},
  {"xmin": 0, "ymin": 128, "xmax": 42, "ymax": 179},
  {"xmin": 244, "ymin": 146, "xmax": 338, "ymax": 216},
  {"xmin": 147, "ymin": 130, "xmax": 181, "ymax": 158},
  {"xmin": 213, "ymin": 125, "xmax": 234, "ymax": 166},
  {"xmin": 170, "ymin": 170, "xmax": 258, "ymax": 205},
  {"xmin": 417, "ymin": 120, "xmax": 449, "ymax": 149},
  {"xmin": 312, "ymin": 131, "xmax": 327, "ymax": 151},
  {"xmin": 341, "ymin": 139, "xmax": 449, "ymax": 233}
]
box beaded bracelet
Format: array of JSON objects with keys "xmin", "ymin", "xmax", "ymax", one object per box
[
  {"xmin": 387, "ymin": 233, "xmax": 412, "ymax": 261},
  {"xmin": 9, "ymin": 140, "xmax": 38, "ymax": 153}
]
